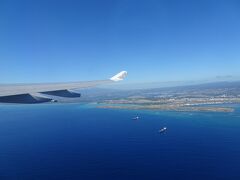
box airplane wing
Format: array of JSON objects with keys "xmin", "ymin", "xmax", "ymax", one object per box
[{"xmin": 0, "ymin": 71, "xmax": 127, "ymax": 104}]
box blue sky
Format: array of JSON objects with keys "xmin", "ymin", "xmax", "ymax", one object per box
[{"xmin": 0, "ymin": 0, "xmax": 240, "ymax": 84}]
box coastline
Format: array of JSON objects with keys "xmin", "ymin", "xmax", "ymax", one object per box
[{"xmin": 97, "ymin": 104, "xmax": 234, "ymax": 113}]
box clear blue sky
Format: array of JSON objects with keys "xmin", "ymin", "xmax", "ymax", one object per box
[{"xmin": 0, "ymin": 0, "xmax": 240, "ymax": 83}]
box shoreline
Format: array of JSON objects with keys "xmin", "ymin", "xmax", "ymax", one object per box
[{"xmin": 97, "ymin": 104, "xmax": 234, "ymax": 113}]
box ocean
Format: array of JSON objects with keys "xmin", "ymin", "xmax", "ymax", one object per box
[{"xmin": 0, "ymin": 103, "xmax": 240, "ymax": 180}]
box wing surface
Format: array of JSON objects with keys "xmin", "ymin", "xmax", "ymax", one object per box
[{"xmin": 0, "ymin": 71, "xmax": 127, "ymax": 103}]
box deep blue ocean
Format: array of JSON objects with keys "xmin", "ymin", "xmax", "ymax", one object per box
[{"xmin": 0, "ymin": 104, "xmax": 240, "ymax": 180}]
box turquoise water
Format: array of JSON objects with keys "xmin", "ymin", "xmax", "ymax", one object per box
[{"xmin": 0, "ymin": 104, "xmax": 240, "ymax": 179}]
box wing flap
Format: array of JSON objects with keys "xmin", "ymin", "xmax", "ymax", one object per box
[
  {"xmin": 0, "ymin": 94, "xmax": 53, "ymax": 104},
  {"xmin": 40, "ymin": 90, "xmax": 81, "ymax": 98}
]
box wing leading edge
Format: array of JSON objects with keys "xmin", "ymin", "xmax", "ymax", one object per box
[{"xmin": 0, "ymin": 71, "xmax": 127, "ymax": 104}]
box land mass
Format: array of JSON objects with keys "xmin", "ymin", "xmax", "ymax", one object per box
[
  {"xmin": 98, "ymin": 104, "xmax": 234, "ymax": 112},
  {"xmin": 67, "ymin": 81, "xmax": 240, "ymax": 112}
]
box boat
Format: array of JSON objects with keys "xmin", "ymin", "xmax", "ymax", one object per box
[
  {"xmin": 132, "ymin": 116, "xmax": 139, "ymax": 120},
  {"xmin": 159, "ymin": 127, "xmax": 167, "ymax": 133}
]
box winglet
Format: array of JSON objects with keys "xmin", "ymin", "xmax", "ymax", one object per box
[{"xmin": 110, "ymin": 71, "xmax": 128, "ymax": 82}]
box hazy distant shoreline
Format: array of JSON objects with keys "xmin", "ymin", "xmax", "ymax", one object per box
[{"xmin": 77, "ymin": 81, "xmax": 240, "ymax": 113}]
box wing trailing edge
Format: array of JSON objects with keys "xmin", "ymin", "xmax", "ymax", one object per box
[
  {"xmin": 41, "ymin": 90, "xmax": 81, "ymax": 98},
  {"xmin": 0, "ymin": 94, "xmax": 53, "ymax": 104}
]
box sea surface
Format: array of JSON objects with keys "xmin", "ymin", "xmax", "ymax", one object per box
[{"xmin": 0, "ymin": 103, "xmax": 240, "ymax": 180}]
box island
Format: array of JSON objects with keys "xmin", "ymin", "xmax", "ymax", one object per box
[{"xmin": 64, "ymin": 81, "xmax": 240, "ymax": 112}]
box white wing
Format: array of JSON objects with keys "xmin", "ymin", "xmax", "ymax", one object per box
[{"xmin": 0, "ymin": 71, "xmax": 127, "ymax": 104}]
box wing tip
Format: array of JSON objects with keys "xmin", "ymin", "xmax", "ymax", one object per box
[{"xmin": 110, "ymin": 71, "xmax": 128, "ymax": 82}]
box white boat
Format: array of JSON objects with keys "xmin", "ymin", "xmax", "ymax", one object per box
[
  {"xmin": 132, "ymin": 116, "xmax": 139, "ymax": 120},
  {"xmin": 159, "ymin": 127, "xmax": 167, "ymax": 133}
]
